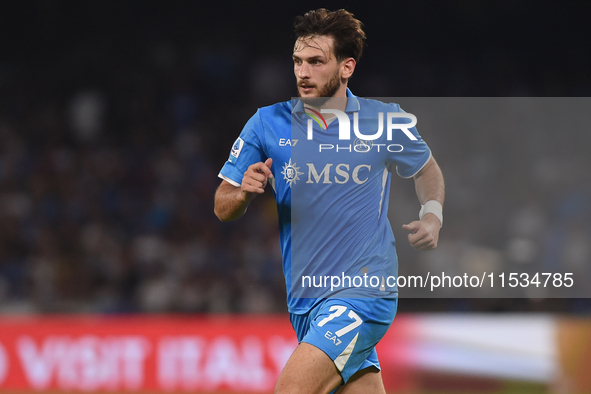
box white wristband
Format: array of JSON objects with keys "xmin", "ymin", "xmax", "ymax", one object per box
[{"xmin": 419, "ymin": 200, "xmax": 443, "ymax": 227}]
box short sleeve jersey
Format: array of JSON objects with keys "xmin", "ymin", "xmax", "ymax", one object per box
[{"xmin": 219, "ymin": 89, "xmax": 431, "ymax": 314}]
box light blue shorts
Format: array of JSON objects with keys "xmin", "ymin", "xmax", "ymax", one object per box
[{"xmin": 290, "ymin": 297, "xmax": 397, "ymax": 385}]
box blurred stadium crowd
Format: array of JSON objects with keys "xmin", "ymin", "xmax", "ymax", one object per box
[{"xmin": 0, "ymin": 1, "xmax": 590, "ymax": 314}]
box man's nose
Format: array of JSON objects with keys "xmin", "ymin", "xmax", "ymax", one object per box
[{"xmin": 297, "ymin": 62, "xmax": 310, "ymax": 78}]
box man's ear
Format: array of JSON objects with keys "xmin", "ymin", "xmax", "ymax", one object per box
[{"xmin": 340, "ymin": 57, "xmax": 356, "ymax": 80}]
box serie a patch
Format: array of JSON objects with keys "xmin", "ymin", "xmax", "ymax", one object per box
[{"xmin": 228, "ymin": 137, "xmax": 244, "ymax": 163}]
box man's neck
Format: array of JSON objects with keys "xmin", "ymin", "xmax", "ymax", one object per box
[
  {"xmin": 303, "ymin": 85, "xmax": 348, "ymax": 113},
  {"xmin": 304, "ymin": 96, "xmax": 346, "ymax": 110}
]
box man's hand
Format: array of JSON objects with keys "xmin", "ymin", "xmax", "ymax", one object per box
[
  {"xmin": 214, "ymin": 158, "xmax": 273, "ymax": 222},
  {"xmin": 240, "ymin": 158, "xmax": 273, "ymax": 201},
  {"xmin": 402, "ymin": 213, "xmax": 441, "ymax": 251}
]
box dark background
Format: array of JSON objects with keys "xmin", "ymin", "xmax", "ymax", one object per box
[{"xmin": 0, "ymin": 1, "xmax": 590, "ymax": 314}]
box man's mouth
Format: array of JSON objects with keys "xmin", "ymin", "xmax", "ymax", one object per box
[{"xmin": 299, "ymin": 84, "xmax": 315, "ymax": 93}]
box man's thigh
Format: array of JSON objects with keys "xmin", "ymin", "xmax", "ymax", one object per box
[
  {"xmin": 275, "ymin": 344, "xmax": 387, "ymax": 394},
  {"xmin": 336, "ymin": 367, "xmax": 386, "ymax": 394},
  {"xmin": 275, "ymin": 342, "xmax": 342, "ymax": 394}
]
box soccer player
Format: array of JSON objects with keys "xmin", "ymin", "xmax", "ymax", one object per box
[{"xmin": 214, "ymin": 8, "xmax": 444, "ymax": 394}]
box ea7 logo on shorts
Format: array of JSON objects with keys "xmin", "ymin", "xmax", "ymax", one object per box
[
  {"xmin": 324, "ymin": 330, "xmax": 342, "ymax": 346},
  {"xmin": 318, "ymin": 305, "xmax": 363, "ymax": 346},
  {"xmin": 228, "ymin": 138, "xmax": 244, "ymax": 164}
]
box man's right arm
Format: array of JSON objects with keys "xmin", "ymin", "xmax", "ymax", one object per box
[{"xmin": 214, "ymin": 158, "xmax": 273, "ymax": 222}]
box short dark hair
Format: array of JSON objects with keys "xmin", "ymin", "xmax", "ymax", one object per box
[{"xmin": 294, "ymin": 8, "xmax": 366, "ymax": 62}]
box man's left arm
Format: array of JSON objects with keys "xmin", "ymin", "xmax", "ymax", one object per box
[{"xmin": 402, "ymin": 156, "xmax": 445, "ymax": 251}]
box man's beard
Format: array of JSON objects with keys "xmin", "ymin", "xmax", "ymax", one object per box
[{"xmin": 298, "ymin": 70, "xmax": 341, "ymax": 107}]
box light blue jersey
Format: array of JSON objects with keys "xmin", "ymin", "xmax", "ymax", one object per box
[{"xmin": 219, "ymin": 89, "xmax": 431, "ymax": 314}]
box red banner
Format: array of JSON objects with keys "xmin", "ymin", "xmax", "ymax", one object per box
[
  {"xmin": 0, "ymin": 314, "xmax": 414, "ymax": 392},
  {"xmin": 0, "ymin": 315, "xmax": 295, "ymax": 392},
  {"xmin": 2, "ymin": 314, "xmax": 570, "ymax": 392}
]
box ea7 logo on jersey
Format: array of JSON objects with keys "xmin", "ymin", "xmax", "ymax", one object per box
[
  {"xmin": 279, "ymin": 138, "xmax": 298, "ymax": 146},
  {"xmin": 228, "ymin": 137, "xmax": 244, "ymax": 164}
]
